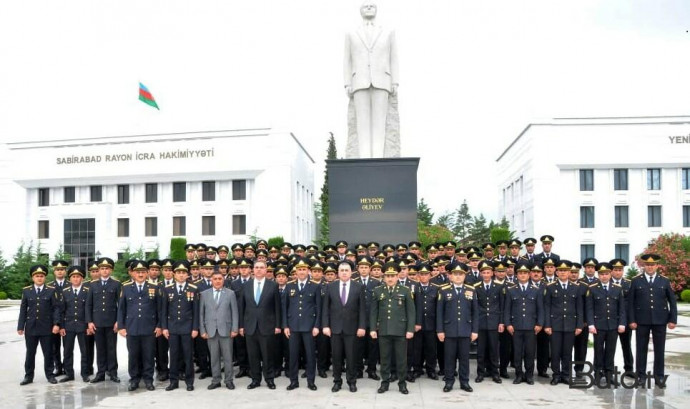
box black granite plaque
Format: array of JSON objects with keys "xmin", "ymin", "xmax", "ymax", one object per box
[{"xmin": 327, "ymin": 158, "xmax": 419, "ymax": 245}]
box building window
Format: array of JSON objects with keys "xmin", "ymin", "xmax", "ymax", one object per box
[
  {"xmin": 117, "ymin": 252, "xmax": 124, "ymax": 261},
  {"xmin": 173, "ymin": 182, "xmax": 186, "ymax": 202},
  {"xmin": 647, "ymin": 168, "xmax": 661, "ymax": 190},
  {"xmin": 579, "ymin": 169, "xmax": 594, "ymax": 191},
  {"xmin": 615, "ymin": 244, "xmax": 630, "ymax": 261},
  {"xmin": 145, "ymin": 183, "xmax": 158, "ymax": 203},
  {"xmin": 614, "ymin": 206, "xmax": 629, "ymax": 228},
  {"xmin": 145, "ymin": 217, "xmax": 158, "ymax": 236},
  {"xmin": 117, "ymin": 185, "xmax": 130, "ymax": 204},
  {"xmin": 683, "ymin": 205, "xmax": 690, "ymax": 228},
  {"xmin": 64, "ymin": 187, "xmax": 75, "ymax": 203},
  {"xmin": 202, "ymin": 181, "xmax": 215, "ymax": 201},
  {"xmin": 683, "ymin": 168, "xmax": 690, "ymax": 190},
  {"xmin": 38, "ymin": 220, "xmax": 49, "ymax": 239},
  {"xmin": 202, "ymin": 216, "xmax": 216, "ymax": 235},
  {"xmin": 580, "ymin": 206, "xmax": 595, "ymax": 228},
  {"xmin": 580, "ymin": 244, "xmax": 595, "ymax": 260},
  {"xmin": 117, "ymin": 218, "xmax": 129, "ymax": 237},
  {"xmin": 613, "ymin": 169, "xmax": 628, "ymax": 191},
  {"xmin": 232, "ymin": 180, "xmax": 247, "ymax": 200},
  {"xmin": 90, "ymin": 185, "xmax": 102, "ymax": 202},
  {"xmin": 173, "ymin": 216, "xmax": 186, "ymax": 236},
  {"xmin": 64, "ymin": 219, "xmax": 95, "ymax": 269},
  {"xmin": 648, "ymin": 205, "xmax": 662, "ymax": 227},
  {"xmin": 232, "ymin": 215, "xmax": 246, "ymax": 235},
  {"xmin": 38, "ymin": 188, "xmax": 49, "ymax": 207}
]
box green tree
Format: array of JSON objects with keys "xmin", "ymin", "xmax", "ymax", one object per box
[
  {"xmin": 316, "ymin": 133, "xmax": 337, "ymax": 246},
  {"xmin": 417, "ymin": 198, "xmax": 434, "ymax": 227},
  {"xmin": 1, "ymin": 242, "xmax": 44, "ymax": 299},
  {"xmin": 436, "ymin": 212, "xmax": 453, "ymax": 229},
  {"xmin": 169, "ymin": 238, "xmax": 187, "ymax": 260},
  {"xmin": 452, "ymin": 200, "xmax": 472, "ymax": 241},
  {"xmin": 490, "ymin": 227, "xmax": 512, "ymax": 243},
  {"xmin": 417, "ymin": 221, "xmax": 455, "ymax": 252},
  {"xmin": 267, "ymin": 236, "xmax": 284, "ymax": 248},
  {"xmin": 112, "ymin": 246, "xmax": 145, "ymax": 282},
  {"xmin": 466, "ymin": 214, "xmax": 490, "ymax": 247}
]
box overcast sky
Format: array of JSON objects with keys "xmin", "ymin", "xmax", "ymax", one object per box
[{"xmin": 1, "ymin": 0, "xmax": 689, "ymax": 223}]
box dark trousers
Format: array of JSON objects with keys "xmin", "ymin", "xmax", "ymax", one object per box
[
  {"xmin": 443, "ymin": 336, "xmax": 470, "ymax": 384},
  {"xmin": 274, "ymin": 333, "xmax": 289, "ymax": 374},
  {"xmin": 194, "ymin": 337, "xmax": 210, "ymax": 375},
  {"xmin": 593, "ymin": 329, "xmax": 618, "ymax": 375},
  {"xmin": 289, "ymin": 332, "xmax": 316, "ymax": 383},
  {"xmin": 51, "ymin": 333, "xmax": 63, "ymax": 373},
  {"xmin": 94, "ymin": 327, "xmax": 118, "ymax": 377},
  {"xmin": 315, "ymin": 332, "xmax": 331, "ymax": 372},
  {"xmin": 24, "ymin": 334, "xmax": 54, "ymax": 379},
  {"xmin": 85, "ymin": 334, "xmax": 95, "ymax": 375},
  {"xmin": 234, "ymin": 336, "xmax": 249, "ymax": 370},
  {"xmin": 126, "ymin": 335, "xmax": 155, "ymax": 384},
  {"xmin": 536, "ymin": 331, "xmax": 550, "ymax": 374},
  {"xmin": 512, "ymin": 330, "xmax": 536, "ymax": 380},
  {"xmin": 573, "ymin": 327, "xmax": 588, "ymax": 372},
  {"xmin": 436, "ymin": 338, "xmax": 445, "ymax": 373},
  {"xmin": 63, "ymin": 331, "xmax": 88, "ymax": 378},
  {"xmin": 476, "ymin": 329, "xmax": 499, "ymax": 376},
  {"xmin": 169, "ymin": 334, "xmax": 194, "ymax": 385},
  {"xmin": 331, "ymin": 333, "xmax": 357, "ymax": 384},
  {"xmin": 245, "ymin": 333, "xmax": 275, "ymax": 383},
  {"xmin": 635, "ymin": 324, "xmax": 666, "ymax": 378},
  {"xmin": 413, "ymin": 330, "xmax": 437, "ymax": 374},
  {"xmin": 618, "ymin": 328, "xmax": 634, "ymax": 372},
  {"xmin": 155, "ymin": 335, "xmax": 169, "ymax": 376},
  {"xmin": 499, "ymin": 331, "xmax": 513, "ymax": 373},
  {"xmin": 379, "ymin": 335, "xmax": 407, "ymax": 385},
  {"xmin": 550, "ymin": 331, "xmax": 575, "ymax": 380},
  {"xmin": 356, "ymin": 332, "xmax": 379, "ymax": 373}
]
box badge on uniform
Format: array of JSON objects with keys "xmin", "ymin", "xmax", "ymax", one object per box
[
  {"xmin": 148, "ymin": 288, "xmax": 156, "ymax": 299},
  {"xmin": 186, "ymin": 291, "xmax": 194, "ymax": 301},
  {"xmin": 446, "ymin": 292, "xmax": 453, "ymax": 300},
  {"xmin": 380, "ymin": 293, "xmax": 386, "ymax": 301},
  {"xmin": 290, "ymin": 289, "xmax": 296, "ymax": 297},
  {"xmin": 464, "ymin": 290, "xmax": 473, "ymax": 300}
]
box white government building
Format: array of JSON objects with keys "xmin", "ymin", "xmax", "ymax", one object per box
[
  {"xmin": 497, "ymin": 116, "xmax": 690, "ymax": 265},
  {"xmin": 0, "ymin": 128, "xmax": 316, "ymax": 267}
]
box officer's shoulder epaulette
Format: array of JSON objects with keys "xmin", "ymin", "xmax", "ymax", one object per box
[
  {"xmin": 611, "ymin": 283, "xmax": 621, "ymax": 287},
  {"xmin": 622, "ymin": 278, "xmax": 631, "ymax": 282},
  {"xmin": 546, "ymin": 281, "xmax": 557, "ymax": 286},
  {"xmin": 464, "ymin": 285, "xmax": 475, "ymax": 291},
  {"xmin": 110, "ymin": 277, "xmax": 120, "ymax": 282},
  {"xmin": 46, "ymin": 285, "xmax": 55, "ymax": 289},
  {"xmin": 430, "ymin": 282, "xmax": 441, "ymax": 287},
  {"xmin": 165, "ymin": 283, "xmax": 174, "ymax": 288},
  {"xmin": 83, "ymin": 286, "xmax": 90, "ymax": 291},
  {"xmin": 571, "ymin": 281, "xmax": 580, "ymax": 286},
  {"xmin": 62, "ymin": 287, "xmax": 71, "ymax": 292},
  {"xmin": 188, "ymin": 284, "xmax": 198, "ymax": 289},
  {"xmin": 632, "ymin": 274, "xmax": 643, "ymax": 279},
  {"xmin": 193, "ymin": 278, "xmax": 203, "ymax": 284},
  {"xmin": 589, "ymin": 283, "xmax": 598, "ymax": 287},
  {"xmin": 123, "ymin": 281, "xmax": 134, "ymax": 286},
  {"xmin": 352, "ymin": 277, "xmax": 361, "ymax": 281},
  {"xmin": 287, "ymin": 280, "xmax": 297, "ymax": 284},
  {"xmin": 23, "ymin": 285, "xmax": 32, "ymax": 289},
  {"xmin": 372, "ymin": 277, "xmax": 382, "ymax": 282},
  {"xmin": 473, "ymin": 282, "xmax": 482, "ymax": 288},
  {"xmin": 440, "ymin": 284, "xmax": 452, "ymax": 290},
  {"xmin": 310, "ymin": 279, "xmax": 320, "ymax": 285}
]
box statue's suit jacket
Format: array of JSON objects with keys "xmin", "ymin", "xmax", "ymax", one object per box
[{"xmin": 344, "ymin": 25, "xmax": 399, "ymax": 93}]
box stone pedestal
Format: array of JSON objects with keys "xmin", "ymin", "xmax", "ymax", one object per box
[{"xmin": 327, "ymin": 157, "xmax": 419, "ymax": 245}]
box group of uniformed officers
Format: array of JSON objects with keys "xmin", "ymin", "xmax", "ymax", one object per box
[{"xmin": 17, "ymin": 236, "xmax": 678, "ymax": 394}]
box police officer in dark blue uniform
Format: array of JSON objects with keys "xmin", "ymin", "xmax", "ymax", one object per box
[
  {"xmin": 230, "ymin": 258, "xmax": 253, "ymax": 378},
  {"xmin": 628, "ymin": 254, "xmax": 678, "ymax": 388},
  {"xmin": 86, "ymin": 257, "xmax": 122, "ymax": 383},
  {"xmin": 283, "ymin": 258, "xmax": 322, "ymax": 391},
  {"xmin": 117, "ymin": 260, "xmax": 162, "ymax": 391},
  {"xmin": 412, "ymin": 263, "xmax": 439, "ymax": 380},
  {"xmin": 474, "ymin": 260, "xmax": 505, "ymax": 384},
  {"xmin": 193, "ymin": 258, "xmax": 215, "ymax": 379},
  {"xmin": 436, "ymin": 262, "xmax": 479, "ymax": 392},
  {"xmin": 59, "ymin": 266, "xmax": 90, "ymax": 383},
  {"xmin": 48, "ymin": 260, "xmax": 69, "ymax": 376},
  {"xmin": 534, "ymin": 235, "xmax": 560, "ymax": 264},
  {"xmin": 504, "ymin": 263, "xmax": 544, "ymax": 385},
  {"xmin": 544, "ymin": 260, "xmax": 583, "ymax": 385},
  {"xmin": 18, "ymin": 265, "xmax": 61, "ymax": 385},
  {"xmin": 586, "ymin": 262, "xmax": 626, "ymax": 381},
  {"xmin": 610, "ymin": 258, "xmax": 634, "ymax": 375},
  {"xmin": 161, "ymin": 260, "xmax": 199, "ymax": 391}
]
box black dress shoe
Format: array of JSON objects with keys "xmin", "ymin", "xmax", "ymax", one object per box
[
  {"xmin": 460, "ymin": 383, "xmax": 473, "ymax": 392},
  {"xmin": 513, "ymin": 376, "xmax": 523, "ymax": 385},
  {"xmin": 47, "ymin": 377, "xmax": 58, "ymax": 384},
  {"xmin": 109, "ymin": 376, "xmax": 120, "ymax": 383},
  {"xmin": 247, "ymin": 381, "xmax": 261, "ymax": 389},
  {"xmin": 500, "ymin": 371, "xmax": 510, "ymax": 379},
  {"xmin": 655, "ymin": 378, "xmax": 667, "ymax": 389},
  {"xmin": 287, "ymin": 382, "xmax": 299, "ymax": 390},
  {"xmin": 145, "ymin": 383, "xmax": 155, "ymax": 391},
  {"xmin": 318, "ymin": 370, "xmax": 328, "ymax": 378},
  {"xmin": 399, "ymin": 383, "xmax": 409, "ymax": 394},
  {"xmin": 525, "ymin": 378, "xmax": 534, "ymax": 385},
  {"xmin": 475, "ymin": 375, "xmax": 484, "ymax": 383},
  {"xmin": 427, "ymin": 372, "xmax": 438, "ymax": 380},
  {"xmin": 377, "ymin": 382, "xmax": 389, "ymax": 393},
  {"xmin": 59, "ymin": 376, "xmax": 74, "ymax": 383},
  {"xmin": 90, "ymin": 376, "xmax": 105, "ymax": 383},
  {"xmin": 356, "ymin": 371, "xmax": 364, "ymax": 379},
  {"xmin": 348, "ymin": 383, "xmax": 357, "ymax": 392},
  {"xmin": 199, "ymin": 372, "xmax": 211, "ymax": 380},
  {"xmin": 82, "ymin": 376, "xmax": 91, "ymax": 383},
  {"xmin": 538, "ymin": 372, "xmax": 549, "ymax": 378},
  {"xmin": 443, "ymin": 384, "xmax": 453, "ymax": 392},
  {"xmin": 128, "ymin": 383, "xmax": 139, "ymax": 391},
  {"xmin": 186, "ymin": 385, "xmax": 194, "ymax": 391},
  {"xmin": 331, "ymin": 383, "xmax": 342, "ymax": 392},
  {"xmin": 367, "ymin": 372, "xmax": 380, "ymax": 380},
  {"xmin": 266, "ymin": 380, "xmax": 276, "ymax": 389},
  {"xmin": 236, "ymin": 369, "xmax": 249, "ymax": 378},
  {"xmin": 226, "ymin": 381, "xmax": 235, "ymax": 389},
  {"xmin": 158, "ymin": 373, "xmax": 170, "ymax": 382},
  {"xmin": 308, "ymin": 383, "xmax": 317, "ymax": 391},
  {"xmin": 166, "ymin": 382, "xmax": 179, "ymax": 391},
  {"xmin": 406, "ymin": 373, "xmax": 416, "ymax": 383},
  {"xmin": 559, "ymin": 378, "xmax": 569, "ymax": 385},
  {"xmin": 492, "ymin": 375, "xmax": 502, "ymax": 384},
  {"xmin": 207, "ymin": 382, "xmax": 221, "ymax": 390},
  {"xmin": 550, "ymin": 377, "xmax": 559, "ymax": 385}
]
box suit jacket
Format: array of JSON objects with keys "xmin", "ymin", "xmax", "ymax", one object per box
[
  {"xmin": 473, "ymin": 281, "xmax": 504, "ymax": 330},
  {"xmin": 415, "ymin": 283, "xmax": 440, "ymax": 330},
  {"xmin": 61, "ymin": 285, "xmax": 90, "ymax": 332},
  {"xmin": 199, "ymin": 287, "xmax": 238, "ymax": 337},
  {"xmin": 18, "ymin": 285, "xmax": 61, "ymax": 336},
  {"xmin": 283, "ymin": 280, "xmax": 322, "ymax": 331},
  {"xmin": 535, "ymin": 252, "xmax": 561, "ymax": 264},
  {"xmin": 161, "ymin": 282, "xmax": 200, "ymax": 334},
  {"xmin": 370, "ymin": 284, "xmax": 416, "ymax": 336},
  {"xmin": 436, "ymin": 284, "xmax": 479, "ymax": 337},
  {"xmin": 628, "ymin": 274, "xmax": 677, "ymax": 325},
  {"xmin": 239, "ymin": 279, "xmax": 281, "ymax": 336},
  {"xmin": 321, "ymin": 280, "xmax": 366, "ymax": 335},
  {"xmin": 344, "ymin": 25, "xmax": 398, "ymax": 92},
  {"xmin": 503, "ymin": 284, "xmax": 544, "ymax": 330},
  {"xmin": 586, "ymin": 282, "xmax": 626, "ymax": 330},
  {"xmin": 117, "ymin": 281, "xmax": 161, "ymax": 336},
  {"xmin": 544, "ymin": 281, "xmax": 584, "ymax": 331},
  {"xmin": 86, "ymin": 277, "xmax": 122, "ymax": 327}
]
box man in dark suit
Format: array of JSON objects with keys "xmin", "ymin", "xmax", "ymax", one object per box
[
  {"xmin": 18, "ymin": 265, "xmax": 62, "ymax": 385},
  {"xmin": 610, "ymin": 258, "xmax": 634, "ymax": 375},
  {"xmin": 86, "ymin": 257, "xmax": 122, "ymax": 383},
  {"xmin": 239, "ymin": 260, "xmax": 282, "ymax": 390},
  {"xmin": 59, "ymin": 266, "xmax": 90, "ymax": 383},
  {"xmin": 628, "ymin": 254, "xmax": 678, "ymax": 388},
  {"xmin": 48, "ymin": 260, "xmax": 69, "ymax": 376},
  {"xmin": 283, "ymin": 258, "xmax": 321, "ymax": 391},
  {"xmin": 534, "ymin": 235, "xmax": 560, "ymax": 264},
  {"xmin": 322, "ymin": 260, "xmax": 367, "ymax": 392},
  {"xmin": 474, "ymin": 261, "xmax": 504, "ymax": 384}
]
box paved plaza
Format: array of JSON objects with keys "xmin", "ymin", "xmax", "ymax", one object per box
[{"xmin": 2, "ymin": 302, "xmax": 689, "ymax": 409}]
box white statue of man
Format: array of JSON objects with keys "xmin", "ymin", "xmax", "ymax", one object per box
[{"xmin": 344, "ymin": 1, "xmax": 399, "ymax": 158}]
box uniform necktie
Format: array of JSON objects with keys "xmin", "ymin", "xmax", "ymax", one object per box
[
  {"xmin": 206, "ymin": 280, "xmax": 211, "ymax": 287},
  {"xmin": 603, "ymin": 284, "xmax": 608, "ymax": 292},
  {"xmin": 341, "ymin": 283, "xmax": 347, "ymax": 305},
  {"xmin": 214, "ymin": 289, "xmax": 220, "ymax": 304},
  {"xmin": 362, "ymin": 279, "xmax": 367, "ymax": 287},
  {"xmin": 138, "ymin": 285, "xmax": 143, "ymax": 293},
  {"xmin": 456, "ymin": 287, "xmax": 461, "ymax": 295},
  {"xmin": 422, "ymin": 285, "xmax": 428, "ymax": 293},
  {"xmin": 300, "ymin": 282, "xmax": 304, "ymax": 292},
  {"xmin": 521, "ymin": 285, "xmax": 526, "ymax": 292},
  {"xmin": 178, "ymin": 285, "xmax": 183, "ymax": 294},
  {"xmin": 649, "ymin": 276, "xmax": 653, "ymax": 285},
  {"xmin": 36, "ymin": 287, "xmax": 41, "ymax": 295},
  {"xmin": 102, "ymin": 280, "xmax": 106, "ymax": 287},
  {"xmin": 255, "ymin": 281, "xmax": 262, "ymax": 304},
  {"xmin": 74, "ymin": 288, "xmax": 79, "ymax": 296},
  {"xmin": 485, "ymin": 284, "xmax": 490, "ymax": 292}
]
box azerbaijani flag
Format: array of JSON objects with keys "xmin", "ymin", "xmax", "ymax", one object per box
[{"xmin": 138, "ymin": 82, "xmax": 159, "ymax": 110}]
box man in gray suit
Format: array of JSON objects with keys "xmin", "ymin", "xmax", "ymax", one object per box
[{"xmin": 200, "ymin": 271, "xmax": 239, "ymax": 390}]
